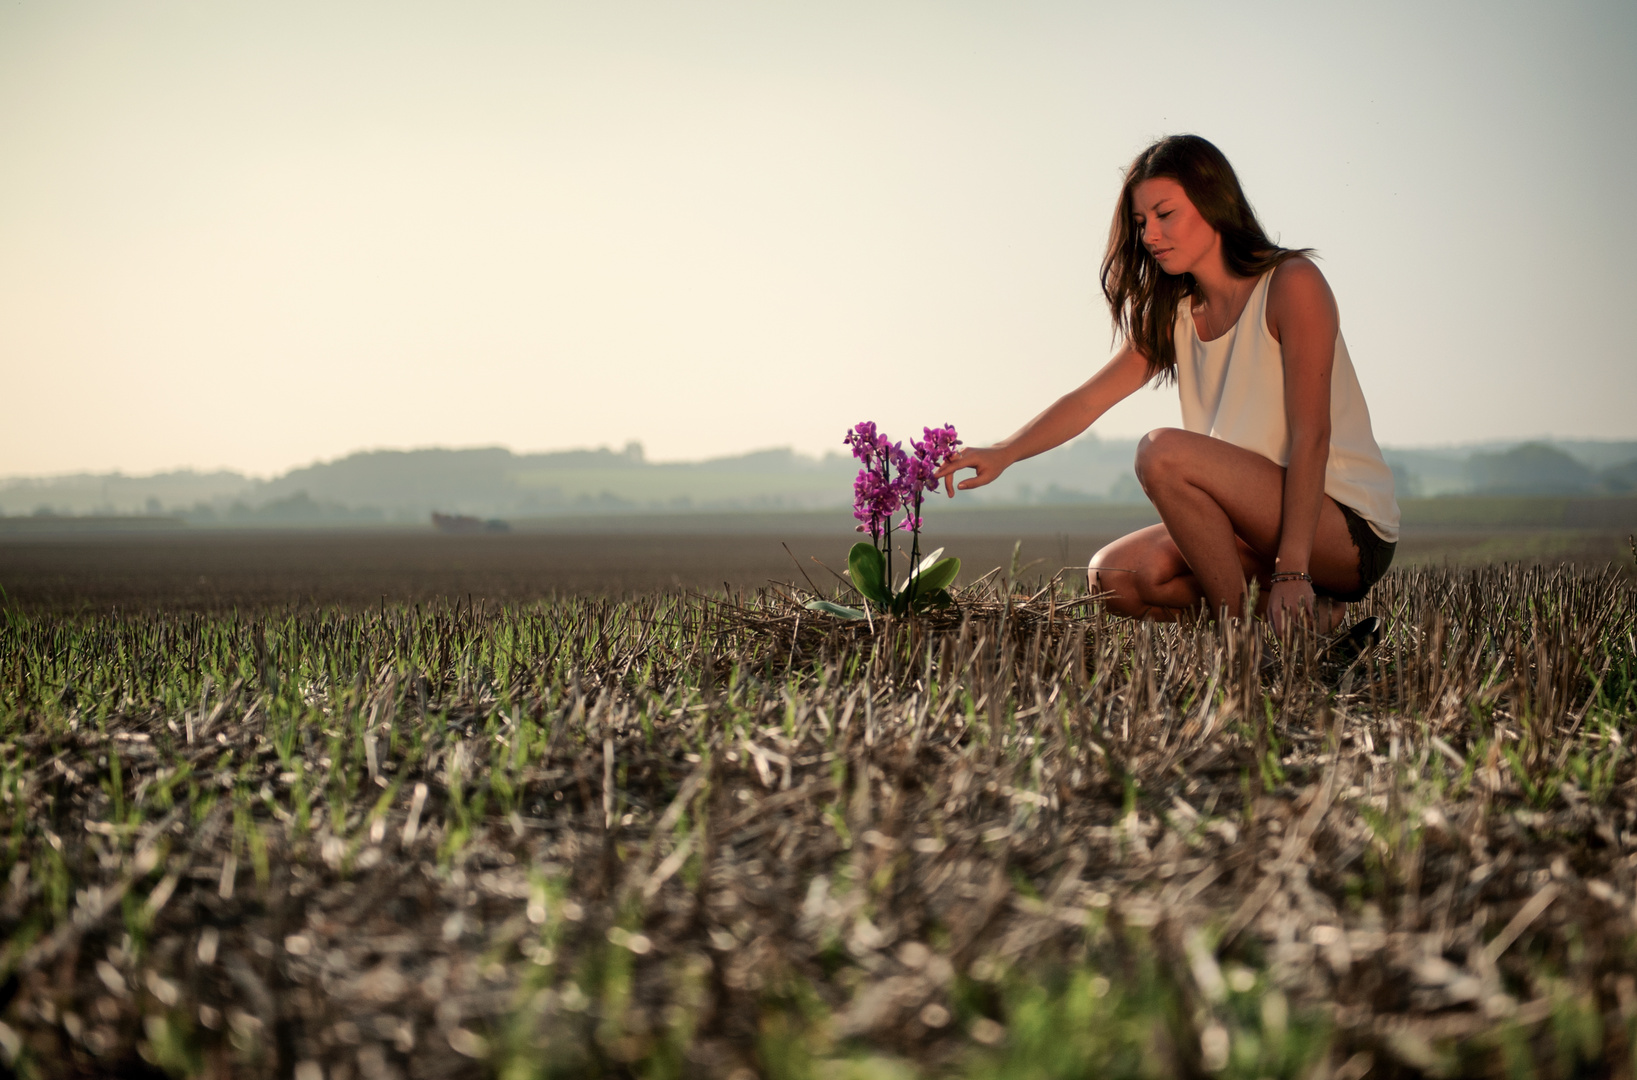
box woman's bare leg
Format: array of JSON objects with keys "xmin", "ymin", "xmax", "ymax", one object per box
[
  {"xmin": 1089, "ymin": 428, "xmax": 1361, "ymax": 627},
  {"xmin": 1089, "ymin": 524, "xmax": 1263, "ymax": 621}
]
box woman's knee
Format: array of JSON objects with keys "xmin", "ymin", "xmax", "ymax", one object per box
[
  {"xmin": 1133, "ymin": 427, "xmax": 1190, "ymax": 489},
  {"xmin": 1089, "ymin": 567, "xmax": 1146, "ymax": 617},
  {"xmin": 1089, "ymin": 543, "xmax": 1147, "ymax": 616}
]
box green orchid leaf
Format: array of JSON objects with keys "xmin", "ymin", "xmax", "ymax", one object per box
[
  {"xmin": 803, "ymin": 599, "xmax": 867, "ymax": 620},
  {"xmin": 915, "ymin": 547, "xmax": 945, "ymax": 573},
  {"xmin": 847, "ymin": 542, "xmax": 891, "ymax": 606},
  {"xmin": 894, "ymin": 547, "xmax": 946, "ymax": 596},
  {"xmin": 910, "ymin": 556, "xmax": 960, "ymax": 598}
]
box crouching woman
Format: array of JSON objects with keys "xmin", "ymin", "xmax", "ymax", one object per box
[{"xmin": 935, "ymin": 134, "xmax": 1398, "ymax": 635}]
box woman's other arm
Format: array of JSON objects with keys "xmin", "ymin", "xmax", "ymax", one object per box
[
  {"xmin": 935, "ymin": 344, "xmax": 1152, "ymax": 496},
  {"xmin": 1265, "ymin": 257, "xmax": 1339, "ymax": 631}
]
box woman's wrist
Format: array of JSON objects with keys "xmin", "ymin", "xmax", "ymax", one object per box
[
  {"xmin": 1270, "ymin": 570, "xmax": 1312, "ymax": 584},
  {"xmin": 1273, "ymin": 552, "xmax": 1310, "ymax": 577}
]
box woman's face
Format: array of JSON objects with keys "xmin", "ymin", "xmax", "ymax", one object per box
[{"xmin": 1130, "ymin": 177, "xmax": 1221, "ymax": 277}]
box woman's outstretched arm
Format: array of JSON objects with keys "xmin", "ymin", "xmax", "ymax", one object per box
[
  {"xmin": 1265, "ymin": 257, "xmax": 1340, "ymax": 631},
  {"xmin": 935, "ymin": 344, "xmax": 1151, "ymax": 496}
]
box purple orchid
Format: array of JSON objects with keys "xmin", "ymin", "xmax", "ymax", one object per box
[
  {"xmin": 845, "ymin": 423, "xmax": 910, "ymax": 547},
  {"xmin": 851, "ymin": 469, "xmax": 900, "ymax": 541},
  {"xmin": 897, "ymin": 424, "xmax": 962, "ymax": 532},
  {"xmin": 845, "ymin": 421, "xmax": 961, "ymax": 595}
]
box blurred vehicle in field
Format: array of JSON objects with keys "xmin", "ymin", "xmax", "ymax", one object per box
[{"xmin": 432, "ymin": 512, "xmax": 510, "ymax": 533}]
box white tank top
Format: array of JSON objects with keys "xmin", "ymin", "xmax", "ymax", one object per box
[{"xmin": 1174, "ymin": 266, "xmax": 1401, "ymax": 542}]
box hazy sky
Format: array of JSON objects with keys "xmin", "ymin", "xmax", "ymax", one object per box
[{"xmin": 2, "ymin": 0, "xmax": 1633, "ymax": 477}]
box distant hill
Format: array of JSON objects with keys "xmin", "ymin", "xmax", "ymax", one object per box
[
  {"xmin": 1465, "ymin": 443, "xmax": 1596, "ymax": 496},
  {"xmin": 0, "ymin": 470, "xmax": 256, "ymax": 518},
  {"xmin": 1382, "ymin": 440, "xmax": 1637, "ymax": 497},
  {"xmin": 3, "ymin": 436, "xmax": 1635, "ymax": 524}
]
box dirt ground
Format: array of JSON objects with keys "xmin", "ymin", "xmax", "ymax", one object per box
[
  {"xmin": 0, "ymin": 503, "xmax": 1630, "ymax": 613},
  {"xmin": 0, "ymin": 530, "xmax": 1112, "ymax": 613}
]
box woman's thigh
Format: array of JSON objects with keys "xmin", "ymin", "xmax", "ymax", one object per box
[{"xmin": 1135, "ymin": 429, "xmax": 1361, "ymax": 595}]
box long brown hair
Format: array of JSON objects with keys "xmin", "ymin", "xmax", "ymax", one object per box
[{"xmin": 1100, "ymin": 135, "xmax": 1311, "ymax": 383}]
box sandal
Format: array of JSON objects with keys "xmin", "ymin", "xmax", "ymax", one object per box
[{"xmin": 1321, "ymin": 616, "xmax": 1383, "ymax": 667}]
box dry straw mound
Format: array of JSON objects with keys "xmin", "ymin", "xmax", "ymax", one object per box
[{"xmin": 1, "ymin": 561, "xmax": 1635, "ymax": 1078}]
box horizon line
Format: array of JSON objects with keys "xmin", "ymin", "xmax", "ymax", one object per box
[{"xmin": 5, "ymin": 432, "xmax": 1637, "ymax": 484}]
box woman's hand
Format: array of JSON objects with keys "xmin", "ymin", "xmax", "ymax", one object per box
[
  {"xmin": 930, "ymin": 345, "xmax": 1151, "ymax": 500},
  {"xmin": 935, "ymin": 446, "xmax": 1012, "ymax": 497},
  {"xmin": 1267, "ymin": 578, "xmax": 1317, "ymax": 636}
]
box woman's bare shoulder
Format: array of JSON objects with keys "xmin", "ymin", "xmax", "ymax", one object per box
[
  {"xmin": 1265, "ymin": 255, "xmax": 1338, "ymax": 336},
  {"xmin": 1268, "ymin": 254, "xmax": 1330, "ymax": 295}
]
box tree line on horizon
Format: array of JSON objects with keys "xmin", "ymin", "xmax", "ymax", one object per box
[{"xmin": 2, "ymin": 438, "xmax": 1635, "ymax": 525}]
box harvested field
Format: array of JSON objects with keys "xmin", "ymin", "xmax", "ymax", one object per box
[{"xmin": 2, "ymin": 553, "xmax": 1637, "ymax": 1078}]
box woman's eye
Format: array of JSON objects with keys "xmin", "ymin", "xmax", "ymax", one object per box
[{"xmin": 1157, "ymin": 211, "xmax": 1172, "ymax": 220}]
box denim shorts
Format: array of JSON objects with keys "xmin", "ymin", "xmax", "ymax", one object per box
[{"xmin": 1314, "ymin": 500, "xmax": 1396, "ymax": 604}]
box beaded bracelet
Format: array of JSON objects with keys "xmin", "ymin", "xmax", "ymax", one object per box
[{"xmin": 1270, "ymin": 571, "xmax": 1312, "ymax": 584}]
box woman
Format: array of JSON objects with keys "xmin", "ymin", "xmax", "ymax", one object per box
[{"xmin": 934, "ymin": 135, "xmax": 1398, "ymax": 635}]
